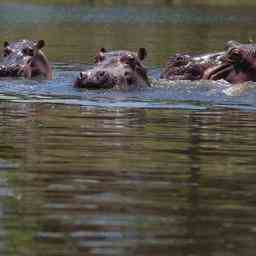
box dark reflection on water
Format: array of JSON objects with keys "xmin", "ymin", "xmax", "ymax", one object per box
[{"xmin": 1, "ymin": 102, "xmax": 256, "ymax": 256}]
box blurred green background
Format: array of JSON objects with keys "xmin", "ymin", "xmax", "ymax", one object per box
[
  {"xmin": 3, "ymin": 0, "xmax": 256, "ymax": 6},
  {"xmin": 0, "ymin": 0, "xmax": 254, "ymax": 66}
]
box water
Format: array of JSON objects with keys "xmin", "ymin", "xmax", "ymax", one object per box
[{"xmin": 0, "ymin": 1, "xmax": 256, "ymax": 256}]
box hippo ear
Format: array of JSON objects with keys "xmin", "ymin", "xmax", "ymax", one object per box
[
  {"xmin": 3, "ymin": 41, "xmax": 12, "ymax": 57},
  {"xmin": 100, "ymin": 48, "xmax": 107, "ymax": 53},
  {"xmin": 137, "ymin": 48, "xmax": 147, "ymax": 61},
  {"xmin": 36, "ymin": 40, "xmax": 45, "ymax": 50},
  {"xmin": 95, "ymin": 48, "xmax": 107, "ymax": 63},
  {"xmin": 3, "ymin": 41, "xmax": 9, "ymax": 48}
]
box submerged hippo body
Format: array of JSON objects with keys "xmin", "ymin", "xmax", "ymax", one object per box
[
  {"xmin": 74, "ymin": 48, "xmax": 149, "ymax": 89},
  {"xmin": 204, "ymin": 41, "xmax": 256, "ymax": 84},
  {"xmin": 0, "ymin": 39, "xmax": 52, "ymax": 79},
  {"xmin": 161, "ymin": 51, "xmax": 225, "ymax": 81}
]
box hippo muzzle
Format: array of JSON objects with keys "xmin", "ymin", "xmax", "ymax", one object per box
[{"xmin": 74, "ymin": 70, "xmax": 116, "ymax": 89}]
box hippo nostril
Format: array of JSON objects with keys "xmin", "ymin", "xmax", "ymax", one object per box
[
  {"xmin": 96, "ymin": 71, "xmax": 108, "ymax": 81},
  {"xmin": 79, "ymin": 72, "xmax": 88, "ymax": 80},
  {"xmin": 176, "ymin": 56, "xmax": 184, "ymax": 61},
  {"xmin": 99, "ymin": 71, "xmax": 105, "ymax": 77}
]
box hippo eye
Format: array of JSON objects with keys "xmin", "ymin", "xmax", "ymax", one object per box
[
  {"xmin": 95, "ymin": 55, "xmax": 105, "ymax": 63},
  {"xmin": 22, "ymin": 47, "xmax": 34, "ymax": 56},
  {"xmin": 229, "ymin": 48, "xmax": 242, "ymax": 60},
  {"xmin": 125, "ymin": 56, "xmax": 137, "ymax": 70},
  {"xmin": 120, "ymin": 55, "xmax": 135, "ymax": 64},
  {"xmin": 128, "ymin": 56, "xmax": 136, "ymax": 64}
]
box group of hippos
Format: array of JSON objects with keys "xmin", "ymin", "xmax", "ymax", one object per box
[{"xmin": 1, "ymin": 39, "xmax": 256, "ymax": 89}]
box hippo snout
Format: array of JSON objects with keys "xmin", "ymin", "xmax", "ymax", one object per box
[{"xmin": 74, "ymin": 70, "xmax": 115, "ymax": 89}]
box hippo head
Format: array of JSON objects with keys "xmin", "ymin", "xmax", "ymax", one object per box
[
  {"xmin": 1, "ymin": 39, "xmax": 52, "ymax": 79},
  {"xmin": 160, "ymin": 53, "xmax": 204, "ymax": 81},
  {"xmin": 74, "ymin": 48, "xmax": 149, "ymax": 89},
  {"xmin": 203, "ymin": 41, "xmax": 256, "ymax": 83},
  {"xmin": 161, "ymin": 52, "xmax": 225, "ymax": 81}
]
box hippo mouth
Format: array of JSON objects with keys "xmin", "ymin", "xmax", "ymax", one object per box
[
  {"xmin": 74, "ymin": 80, "xmax": 115, "ymax": 89},
  {"xmin": 204, "ymin": 48, "xmax": 245, "ymax": 81},
  {"xmin": 203, "ymin": 62, "xmax": 234, "ymax": 81}
]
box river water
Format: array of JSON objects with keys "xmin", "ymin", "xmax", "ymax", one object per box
[{"xmin": 0, "ymin": 1, "xmax": 256, "ymax": 256}]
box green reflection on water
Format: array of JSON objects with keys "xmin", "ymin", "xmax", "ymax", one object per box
[
  {"xmin": 0, "ymin": 102, "xmax": 256, "ymax": 255},
  {"xmin": 3, "ymin": 0, "xmax": 256, "ymax": 6}
]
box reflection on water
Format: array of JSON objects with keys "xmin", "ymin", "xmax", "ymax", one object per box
[
  {"xmin": 1, "ymin": 103, "xmax": 256, "ymax": 256},
  {"xmin": 0, "ymin": 1, "xmax": 256, "ymax": 256}
]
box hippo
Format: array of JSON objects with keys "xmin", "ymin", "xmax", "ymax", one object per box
[
  {"xmin": 160, "ymin": 51, "xmax": 225, "ymax": 81},
  {"xmin": 203, "ymin": 41, "xmax": 256, "ymax": 83},
  {"xmin": 0, "ymin": 39, "xmax": 52, "ymax": 79},
  {"xmin": 74, "ymin": 48, "xmax": 150, "ymax": 89}
]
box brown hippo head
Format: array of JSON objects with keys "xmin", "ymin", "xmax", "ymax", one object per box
[
  {"xmin": 160, "ymin": 53, "xmax": 203, "ymax": 80},
  {"xmin": 74, "ymin": 48, "xmax": 149, "ymax": 89},
  {"xmin": 1, "ymin": 39, "xmax": 52, "ymax": 79},
  {"xmin": 161, "ymin": 52, "xmax": 225, "ymax": 81},
  {"xmin": 203, "ymin": 41, "xmax": 256, "ymax": 83}
]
